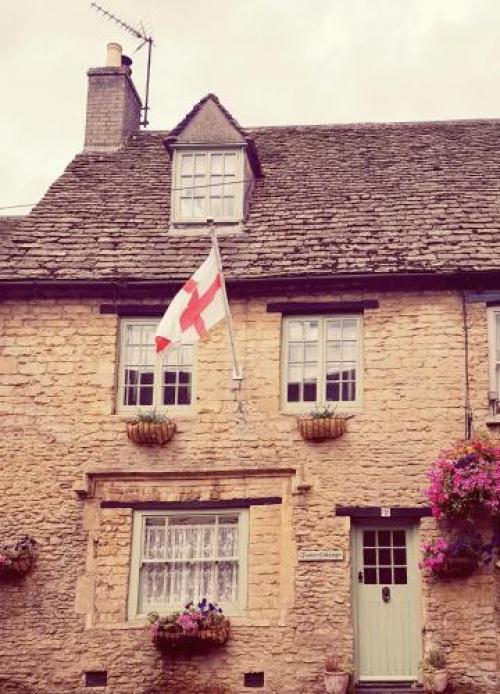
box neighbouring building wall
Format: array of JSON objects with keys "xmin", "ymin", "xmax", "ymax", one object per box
[{"xmin": 0, "ymin": 290, "xmax": 498, "ymax": 693}]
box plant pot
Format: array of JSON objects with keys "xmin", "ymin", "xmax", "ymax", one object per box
[
  {"xmin": 0, "ymin": 554, "xmax": 34, "ymax": 579},
  {"xmin": 430, "ymin": 669, "xmax": 448, "ymax": 693},
  {"xmin": 323, "ymin": 671, "xmax": 349, "ymax": 694},
  {"xmin": 127, "ymin": 420, "xmax": 176, "ymax": 446},
  {"xmin": 436, "ymin": 555, "xmax": 477, "ymax": 579},
  {"xmin": 153, "ymin": 621, "xmax": 230, "ymax": 651},
  {"xmin": 298, "ymin": 416, "xmax": 347, "ymax": 441}
]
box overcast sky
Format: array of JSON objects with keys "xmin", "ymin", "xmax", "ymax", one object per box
[{"xmin": 2, "ymin": 0, "xmax": 500, "ymax": 214}]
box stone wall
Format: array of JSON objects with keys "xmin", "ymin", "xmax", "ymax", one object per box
[{"xmin": 0, "ymin": 290, "xmax": 498, "ymax": 693}]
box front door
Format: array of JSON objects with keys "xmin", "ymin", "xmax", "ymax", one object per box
[{"xmin": 353, "ymin": 524, "xmax": 421, "ymax": 682}]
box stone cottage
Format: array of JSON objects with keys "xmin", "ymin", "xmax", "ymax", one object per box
[{"xmin": 0, "ymin": 43, "xmax": 499, "ymax": 694}]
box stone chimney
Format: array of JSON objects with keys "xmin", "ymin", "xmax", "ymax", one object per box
[{"xmin": 84, "ymin": 43, "xmax": 142, "ymax": 152}]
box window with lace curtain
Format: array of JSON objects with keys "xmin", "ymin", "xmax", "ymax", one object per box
[{"xmin": 128, "ymin": 510, "xmax": 249, "ymax": 619}]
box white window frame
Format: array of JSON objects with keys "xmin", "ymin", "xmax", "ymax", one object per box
[
  {"xmin": 487, "ymin": 308, "xmax": 500, "ymax": 414},
  {"xmin": 281, "ymin": 314, "xmax": 363, "ymax": 413},
  {"xmin": 117, "ymin": 317, "xmax": 197, "ymax": 415},
  {"xmin": 171, "ymin": 147, "xmax": 244, "ymax": 224},
  {"xmin": 128, "ymin": 509, "xmax": 249, "ymax": 621}
]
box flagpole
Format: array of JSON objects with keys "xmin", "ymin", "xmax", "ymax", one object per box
[{"xmin": 209, "ymin": 220, "xmax": 243, "ymax": 381}]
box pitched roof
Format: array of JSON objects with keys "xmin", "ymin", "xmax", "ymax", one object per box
[
  {"xmin": 2, "ymin": 118, "xmax": 500, "ymax": 283},
  {"xmin": 167, "ymin": 93, "xmax": 248, "ymax": 141}
]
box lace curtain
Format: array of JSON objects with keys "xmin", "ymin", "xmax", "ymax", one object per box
[{"xmin": 139, "ymin": 514, "xmax": 239, "ymax": 612}]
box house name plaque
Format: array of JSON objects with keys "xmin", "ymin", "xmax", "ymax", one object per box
[{"xmin": 298, "ymin": 549, "xmax": 343, "ymax": 562}]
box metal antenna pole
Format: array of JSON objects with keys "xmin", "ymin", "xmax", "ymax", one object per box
[
  {"xmin": 90, "ymin": 2, "xmax": 154, "ymax": 127},
  {"xmin": 142, "ymin": 38, "xmax": 153, "ymax": 127}
]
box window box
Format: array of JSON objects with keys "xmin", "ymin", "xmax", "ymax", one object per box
[
  {"xmin": 297, "ymin": 415, "xmax": 349, "ymax": 441},
  {"xmin": 0, "ymin": 536, "xmax": 36, "ymax": 579},
  {"xmin": 149, "ymin": 607, "xmax": 230, "ymax": 652},
  {"xmin": 126, "ymin": 418, "xmax": 176, "ymax": 446}
]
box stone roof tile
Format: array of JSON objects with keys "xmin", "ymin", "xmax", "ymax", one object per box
[{"xmin": 2, "ymin": 119, "xmax": 500, "ymax": 281}]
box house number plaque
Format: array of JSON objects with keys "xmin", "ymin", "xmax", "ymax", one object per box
[{"xmin": 298, "ymin": 549, "xmax": 343, "ymax": 562}]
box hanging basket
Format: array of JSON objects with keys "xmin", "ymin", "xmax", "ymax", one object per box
[
  {"xmin": 153, "ymin": 621, "xmax": 230, "ymax": 651},
  {"xmin": 0, "ymin": 554, "xmax": 34, "ymax": 579},
  {"xmin": 127, "ymin": 420, "xmax": 176, "ymax": 446},
  {"xmin": 435, "ymin": 555, "xmax": 478, "ymax": 579},
  {"xmin": 297, "ymin": 416, "xmax": 348, "ymax": 441}
]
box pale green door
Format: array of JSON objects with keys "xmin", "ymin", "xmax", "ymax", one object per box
[{"xmin": 353, "ymin": 524, "xmax": 421, "ymax": 682}]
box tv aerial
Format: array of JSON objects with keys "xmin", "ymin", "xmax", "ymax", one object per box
[{"xmin": 90, "ymin": 2, "xmax": 154, "ymax": 126}]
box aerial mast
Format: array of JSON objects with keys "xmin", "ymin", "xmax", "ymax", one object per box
[{"xmin": 90, "ymin": 2, "xmax": 154, "ymax": 126}]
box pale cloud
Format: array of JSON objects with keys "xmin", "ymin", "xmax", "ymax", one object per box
[{"xmin": 1, "ymin": 0, "xmax": 499, "ymax": 212}]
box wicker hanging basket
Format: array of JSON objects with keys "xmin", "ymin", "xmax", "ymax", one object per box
[
  {"xmin": 127, "ymin": 420, "xmax": 176, "ymax": 446},
  {"xmin": 0, "ymin": 554, "xmax": 34, "ymax": 579},
  {"xmin": 153, "ymin": 621, "xmax": 230, "ymax": 651},
  {"xmin": 435, "ymin": 555, "xmax": 478, "ymax": 579},
  {"xmin": 297, "ymin": 416, "xmax": 348, "ymax": 441}
]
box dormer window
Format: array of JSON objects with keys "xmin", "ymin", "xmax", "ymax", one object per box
[
  {"xmin": 173, "ymin": 149, "xmax": 242, "ymax": 223},
  {"xmin": 164, "ymin": 94, "xmax": 262, "ymax": 230}
]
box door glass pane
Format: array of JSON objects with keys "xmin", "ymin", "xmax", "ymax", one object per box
[
  {"xmin": 378, "ymin": 531, "xmax": 391, "ymax": 546},
  {"xmin": 361, "ymin": 528, "xmax": 407, "ymax": 585},
  {"xmin": 378, "ymin": 548, "xmax": 391, "ymax": 565},
  {"xmin": 363, "ymin": 548, "xmax": 376, "ymax": 565},
  {"xmin": 363, "ymin": 531, "xmax": 376, "ymax": 547},
  {"xmin": 393, "ymin": 530, "xmax": 406, "ymax": 546},
  {"xmin": 379, "ymin": 567, "xmax": 392, "ymax": 584},
  {"xmin": 394, "ymin": 567, "xmax": 407, "ymax": 584},
  {"xmin": 364, "ymin": 567, "xmax": 377, "ymax": 584},
  {"xmin": 394, "ymin": 548, "xmax": 406, "ymax": 565}
]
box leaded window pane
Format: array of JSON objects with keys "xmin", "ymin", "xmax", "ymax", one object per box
[
  {"xmin": 285, "ymin": 316, "xmax": 360, "ymax": 405},
  {"xmin": 120, "ymin": 321, "xmax": 194, "ymax": 410}
]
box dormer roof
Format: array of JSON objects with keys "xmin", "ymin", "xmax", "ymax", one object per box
[{"xmin": 164, "ymin": 94, "xmax": 262, "ymax": 177}]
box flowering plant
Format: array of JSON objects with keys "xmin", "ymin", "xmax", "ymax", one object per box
[
  {"xmin": 148, "ymin": 598, "xmax": 228, "ymax": 641},
  {"xmin": 425, "ymin": 439, "xmax": 500, "ymax": 522},
  {"xmin": 419, "ymin": 532, "xmax": 492, "ymax": 575},
  {"xmin": 0, "ymin": 536, "xmax": 36, "ymax": 577}
]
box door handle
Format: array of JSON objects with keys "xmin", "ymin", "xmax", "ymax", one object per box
[
  {"xmin": 382, "ymin": 586, "xmax": 390, "ymax": 603},
  {"xmin": 358, "ymin": 570, "xmax": 363, "ymax": 583}
]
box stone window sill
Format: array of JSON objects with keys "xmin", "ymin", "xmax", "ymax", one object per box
[{"xmin": 88, "ymin": 617, "xmax": 282, "ymax": 631}]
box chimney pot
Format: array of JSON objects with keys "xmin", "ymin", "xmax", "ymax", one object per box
[{"xmin": 106, "ymin": 42, "xmax": 123, "ymax": 67}]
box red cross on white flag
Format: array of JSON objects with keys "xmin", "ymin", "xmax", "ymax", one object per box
[{"xmin": 155, "ymin": 248, "xmax": 226, "ymax": 353}]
